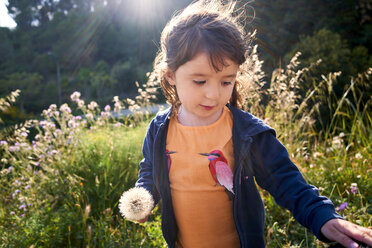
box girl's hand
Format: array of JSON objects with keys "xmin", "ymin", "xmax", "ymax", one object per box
[
  {"xmin": 137, "ymin": 212, "xmax": 151, "ymax": 223},
  {"xmin": 321, "ymin": 218, "xmax": 372, "ymax": 248}
]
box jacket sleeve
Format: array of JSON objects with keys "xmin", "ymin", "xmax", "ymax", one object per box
[
  {"xmin": 135, "ymin": 120, "xmax": 161, "ymax": 207},
  {"xmin": 251, "ymin": 131, "xmax": 343, "ymax": 241}
]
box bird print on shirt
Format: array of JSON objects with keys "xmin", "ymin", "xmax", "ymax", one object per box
[{"xmin": 200, "ymin": 150, "xmax": 234, "ymax": 200}]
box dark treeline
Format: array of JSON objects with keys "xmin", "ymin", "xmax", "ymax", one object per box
[{"xmin": 0, "ymin": 0, "xmax": 371, "ymax": 124}]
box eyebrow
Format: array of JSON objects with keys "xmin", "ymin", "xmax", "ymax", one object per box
[{"xmin": 189, "ymin": 73, "xmax": 237, "ymax": 78}]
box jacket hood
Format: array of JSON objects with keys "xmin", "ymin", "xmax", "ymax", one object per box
[{"xmin": 227, "ymin": 105, "xmax": 276, "ymax": 139}]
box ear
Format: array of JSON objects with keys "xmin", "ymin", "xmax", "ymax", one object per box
[{"xmin": 165, "ymin": 69, "xmax": 176, "ymax": 86}]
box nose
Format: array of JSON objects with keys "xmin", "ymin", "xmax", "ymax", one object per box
[{"xmin": 204, "ymin": 82, "xmax": 220, "ymax": 100}]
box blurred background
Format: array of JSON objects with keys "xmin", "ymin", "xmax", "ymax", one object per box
[{"xmin": 0, "ymin": 0, "xmax": 371, "ymax": 126}]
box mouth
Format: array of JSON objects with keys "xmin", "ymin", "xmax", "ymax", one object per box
[{"xmin": 200, "ymin": 105, "xmax": 214, "ymax": 111}]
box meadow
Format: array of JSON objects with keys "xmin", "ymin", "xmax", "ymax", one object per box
[{"xmin": 0, "ymin": 50, "xmax": 371, "ymax": 247}]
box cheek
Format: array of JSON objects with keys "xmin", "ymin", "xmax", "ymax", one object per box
[
  {"xmin": 174, "ymin": 86, "xmax": 189, "ymax": 103},
  {"xmin": 223, "ymin": 87, "xmax": 235, "ymax": 100}
]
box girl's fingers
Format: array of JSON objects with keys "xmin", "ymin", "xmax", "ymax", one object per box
[
  {"xmin": 335, "ymin": 220, "xmax": 372, "ymax": 246},
  {"xmin": 322, "ymin": 222, "xmax": 358, "ymax": 248}
]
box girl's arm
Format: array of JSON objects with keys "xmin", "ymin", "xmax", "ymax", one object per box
[
  {"xmin": 250, "ymin": 131, "xmax": 372, "ymax": 247},
  {"xmin": 250, "ymin": 131, "xmax": 341, "ymax": 241},
  {"xmin": 135, "ymin": 120, "xmax": 160, "ymax": 207}
]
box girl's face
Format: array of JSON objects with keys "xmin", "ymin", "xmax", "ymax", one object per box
[{"xmin": 167, "ymin": 52, "xmax": 239, "ymax": 126}]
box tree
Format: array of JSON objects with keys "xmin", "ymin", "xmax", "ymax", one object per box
[{"xmin": 284, "ymin": 29, "xmax": 371, "ymax": 96}]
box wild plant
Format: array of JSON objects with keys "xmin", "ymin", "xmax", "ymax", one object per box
[{"xmin": 0, "ymin": 79, "xmax": 162, "ymax": 246}]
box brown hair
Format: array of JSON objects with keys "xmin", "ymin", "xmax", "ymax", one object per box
[{"xmin": 153, "ymin": 0, "xmax": 250, "ymax": 116}]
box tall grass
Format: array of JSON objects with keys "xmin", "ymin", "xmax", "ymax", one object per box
[{"xmin": 0, "ymin": 50, "xmax": 371, "ymax": 247}]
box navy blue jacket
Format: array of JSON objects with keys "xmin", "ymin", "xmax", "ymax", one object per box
[{"xmin": 135, "ymin": 104, "xmax": 342, "ymax": 247}]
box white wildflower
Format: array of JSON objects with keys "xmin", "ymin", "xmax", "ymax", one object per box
[
  {"xmin": 113, "ymin": 122, "xmax": 122, "ymax": 128},
  {"xmin": 313, "ymin": 152, "xmax": 323, "ymax": 158},
  {"xmin": 85, "ymin": 113, "xmax": 93, "ymax": 120},
  {"xmin": 70, "ymin": 91, "xmax": 81, "ymax": 102},
  {"xmin": 101, "ymin": 111, "xmax": 110, "ymax": 118},
  {"xmin": 104, "ymin": 105, "xmax": 111, "ymax": 112},
  {"xmin": 127, "ymin": 98, "xmax": 136, "ymax": 106},
  {"xmin": 114, "ymin": 102, "xmax": 122, "ymax": 112},
  {"xmin": 88, "ymin": 101, "xmax": 98, "ymax": 111},
  {"xmin": 42, "ymin": 109, "xmax": 52, "ymax": 117},
  {"xmin": 119, "ymin": 187, "xmax": 154, "ymax": 222},
  {"xmin": 68, "ymin": 120, "xmax": 77, "ymax": 128},
  {"xmin": 60, "ymin": 104, "xmax": 71, "ymax": 113},
  {"xmin": 332, "ymin": 135, "xmax": 343, "ymax": 148},
  {"xmin": 129, "ymin": 104, "xmax": 141, "ymax": 113},
  {"xmin": 49, "ymin": 104, "xmax": 57, "ymax": 111},
  {"xmin": 9, "ymin": 146, "xmax": 20, "ymax": 152},
  {"xmin": 355, "ymin": 153, "xmax": 363, "ymax": 160},
  {"xmin": 78, "ymin": 100, "xmax": 85, "ymax": 108}
]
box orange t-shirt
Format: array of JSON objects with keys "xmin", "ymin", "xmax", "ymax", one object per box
[{"xmin": 166, "ymin": 106, "xmax": 240, "ymax": 248}]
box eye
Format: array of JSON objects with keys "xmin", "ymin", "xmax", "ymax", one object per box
[
  {"xmin": 193, "ymin": 80, "xmax": 206, "ymax": 85},
  {"xmin": 222, "ymin": 81, "xmax": 233, "ymax": 86}
]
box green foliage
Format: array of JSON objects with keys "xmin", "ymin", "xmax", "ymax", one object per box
[
  {"xmin": 250, "ymin": 0, "xmax": 371, "ymax": 72},
  {"xmin": 0, "ymin": 73, "xmax": 44, "ymax": 123},
  {"xmin": 285, "ymin": 29, "xmax": 372, "ymax": 81}
]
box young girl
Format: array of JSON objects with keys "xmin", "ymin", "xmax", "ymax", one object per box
[{"xmin": 133, "ymin": 1, "xmax": 372, "ymax": 247}]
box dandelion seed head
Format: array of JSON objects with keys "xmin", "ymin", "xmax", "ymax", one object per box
[{"xmin": 119, "ymin": 187, "xmax": 154, "ymax": 222}]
